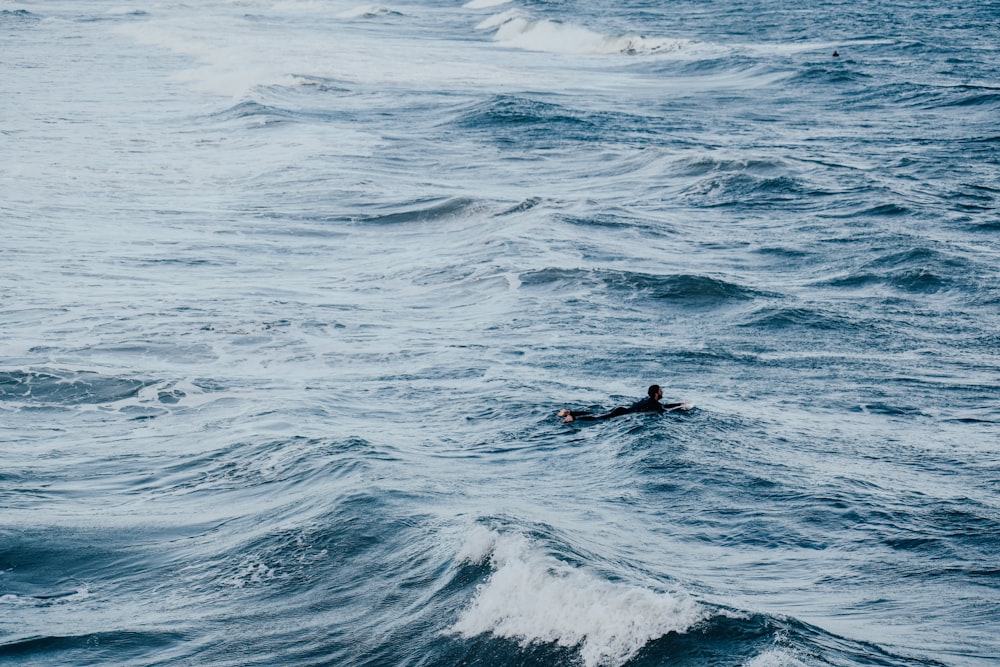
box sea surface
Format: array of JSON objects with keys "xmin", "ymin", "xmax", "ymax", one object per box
[{"xmin": 2, "ymin": 1, "xmax": 999, "ymax": 665}]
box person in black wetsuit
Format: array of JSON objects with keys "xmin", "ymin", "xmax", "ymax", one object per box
[{"xmin": 557, "ymin": 385, "xmax": 688, "ymax": 423}]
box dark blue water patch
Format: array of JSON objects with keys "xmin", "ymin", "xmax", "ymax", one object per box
[
  {"xmin": 919, "ymin": 499, "xmax": 1000, "ymax": 559},
  {"xmin": 140, "ymin": 436, "xmax": 385, "ymax": 500},
  {"xmin": 243, "ymin": 78, "xmax": 386, "ymax": 125},
  {"xmin": 885, "ymin": 268, "xmax": 951, "ymax": 294},
  {"xmin": 76, "ymin": 10, "xmax": 150, "ymax": 22},
  {"xmin": 751, "ymin": 244, "xmax": 816, "ymax": 263},
  {"xmin": 676, "ymin": 171, "xmax": 810, "ymax": 209},
  {"xmin": 776, "ymin": 613, "xmax": 945, "ymax": 667},
  {"xmin": 969, "ymin": 218, "xmax": 1000, "ymax": 232},
  {"xmin": 132, "ymin": 256, "xmax": 232, "ymax": 268},
  {"xmin": 425, "ymin": 633, "xmax": 585, "ymax": 667},
  {"xmin": 2, "ymin": 489, "xmax": 450, "ymax": 665},
  {"xmin": 811, "ymin": 271, "xmax": 882, "ymax": 291},
  {"xmin": 669, "ymin": 154, "xmax": 792, "ymax": 179},
  {"xmin": 631, "ymin": 612, "xmax": 781, "ymax": 666},
  {"xmin": 0, "ymin": 523, "xmax": 196, "ymax": 604},
  {"xmin": 787, "ymin": 63, "xmax": 873, "ymax": 86},
  {"xmin": 932, "ymin": 84, "xmax": 1000, "ymax": 110},
  {"xmin": 517, "ymin": 268, "xmax": 769, "ymax": 308},
  {"xmin": 448, "ymin": 94, "xmax": 663, "ymax": 149},
  {"xmin": 197, "ymin": 492, "xmax": 405, "ymax": 597},
  {"xmin": 209, "ymin": 100, "xmax": 300, "ymax": 126},
  {"xmin": 430, "ymin": 605, "xmax": 935, "ymax": 667},
  {"xmin": 145, "ymin": 498, "xmax": 467, "ymax": 667},
  {"xmin": 867, "ymin": 247, "xmax": 970, "ymax": 292},
  {"xmin": 818, "ymin": 203, "xmax": 914, "ymax": 219},
  {"xmin": 849, "ymin": 401, "xmax": 928, "ymax": 417},
  {"xmin": 516, "ymin": 267, "xmax": 593, "ymax": 290},
  {"xmin": 848, "ymin": 81, "xmax": 1000, "ymax": 113},
  {"xmin": 867, "ymin": 497, "xmax": 1000, "ymax": 562},
  {"xmin": 636, "ymin": 472, "xmax": 834, "ymax": 551},
  {"xmin": 842, "ymin": 81, "xmax": 928, "ymax": 111},
  {"xmin": 813, "ymin": 245, "xmax": 975, "ymax": 296},
  {"xmin": 946, "ymin": 183, "xmax": 998, "ymax": 216},
  {"xmin": 674, "ymin": 347, "xmax": 762, "ymax": 367},
  {"xmin": 736, "ymin": 304, "xmax": 859, "ymax": 332},
  {"xmin": 0, "ymin": 631, "xmax": 186, "ymax": 665},
  {"xmin": 642, "ymin": 53, "xmax": 761, "ymax": 79},
  {"xmin": 0, "ymin": 9, "xmax": 38, "ymax": 24},
  {"xmin": 947, "ymin": 415, "xmax": 1000, "ymax": 425},
  {"xmin": 648, "ymin": 274, "xmax": 771, "ymax": 306},
  {"xmin": 494, "ymin": 197, "xmax": 544, "ymax": 217},
  {"xmin": 628, "ymin": 611, "xmax": 932, "ymax": 667},
  {"xmin": 759, "ymin": 485, "xmax": 984, "ymax": 559},
  {"xmin": 355, "ymin": 197, "xmax": 478, "ymax": 225},
  {"xmin": 556, "ymin": 211, "xmax": 654, "ymax": 230},
  {"xmin": 207, "ymin": 99, "xmax": 353, "ymax": 127},
  {"xmin": 634, "ymin": 413, "xmax": 994, "ymax": 561},
  {"xmin": 0, "ymin": 369, "xmax": 148, "ymax": 406},
  {"xmin": 453, "ymin": 94, "xmax": 591, "ymax": 130},
  {"xmin": 284, "ymin": 75, "xmax": 352, "ymax": 94}
]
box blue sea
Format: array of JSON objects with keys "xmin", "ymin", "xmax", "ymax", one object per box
[{"xmin": 2, "ymin": 1, "xmax": 999, "ymax": 665}]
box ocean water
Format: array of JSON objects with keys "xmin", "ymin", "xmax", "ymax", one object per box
[{"xmin": 2, "ymin": 0, "xmax": 999, "ymax": 665}]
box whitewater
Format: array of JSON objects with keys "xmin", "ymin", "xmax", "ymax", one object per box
[{"xmin": 2, "ymin": 1, "xmax": 998, "ymax": 666}]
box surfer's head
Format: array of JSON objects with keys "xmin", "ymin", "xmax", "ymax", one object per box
[{"xmin": 648, "ymin": 384, "xmax": 662, "ymax": 399}]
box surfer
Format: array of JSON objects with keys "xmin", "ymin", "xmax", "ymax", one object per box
[{"xmin": 557, "ymin": 385, "xmax": 690, "ymax": 423}]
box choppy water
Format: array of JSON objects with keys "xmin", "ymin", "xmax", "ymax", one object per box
[{"xmin": 2, "ymin": 1, "xmax": 999, "ymax": 666}]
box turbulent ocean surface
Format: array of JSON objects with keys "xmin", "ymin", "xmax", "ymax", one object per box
[{"xmin": 2, "ymin": 0, "xmax": 999, "ymax": 665}]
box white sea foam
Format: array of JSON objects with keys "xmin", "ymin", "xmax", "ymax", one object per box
[
  {"xmin": 114, "ymin": 8, "xmax": 528, "ymax": 96},
  {"xmin": 336, "ymin": 5, "xmax": 402, "ymax": 19},
  {"xmin": 478, "ymin": 12, "xmax": 691, "ymax": 56},
  {"xmin": 456, "ymin": 523, "xmax": 498, "ymax": 564},
  {"xmin": 474, "ymin": 8, "xmax": 525, "ymax": 32},
  {"xmin": 452, "ymin": 531, "xmax": 707, "ymax": 667},
  {"xmin": 746, "ymin": 648, "xmax": 810, "ymax": 667},
  {"xmin": 0, "ymin": 586, "xmax": 92, "ymax": 607},
  {"xmin": 114, "ymin": 21, "xmax": 291, "ymax": 96},
  {"xmin": 220, "ymin": 556, "xmax": 280, "ymax": 588}
]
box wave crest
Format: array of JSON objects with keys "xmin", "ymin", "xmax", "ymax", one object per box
[
  {"xmin": 476, "ymin": 9, "xmax": 691, "ymax": 56},
  {"xmin": 451, "ymin": 530, "xmax": 706, "ymax": 667}
]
